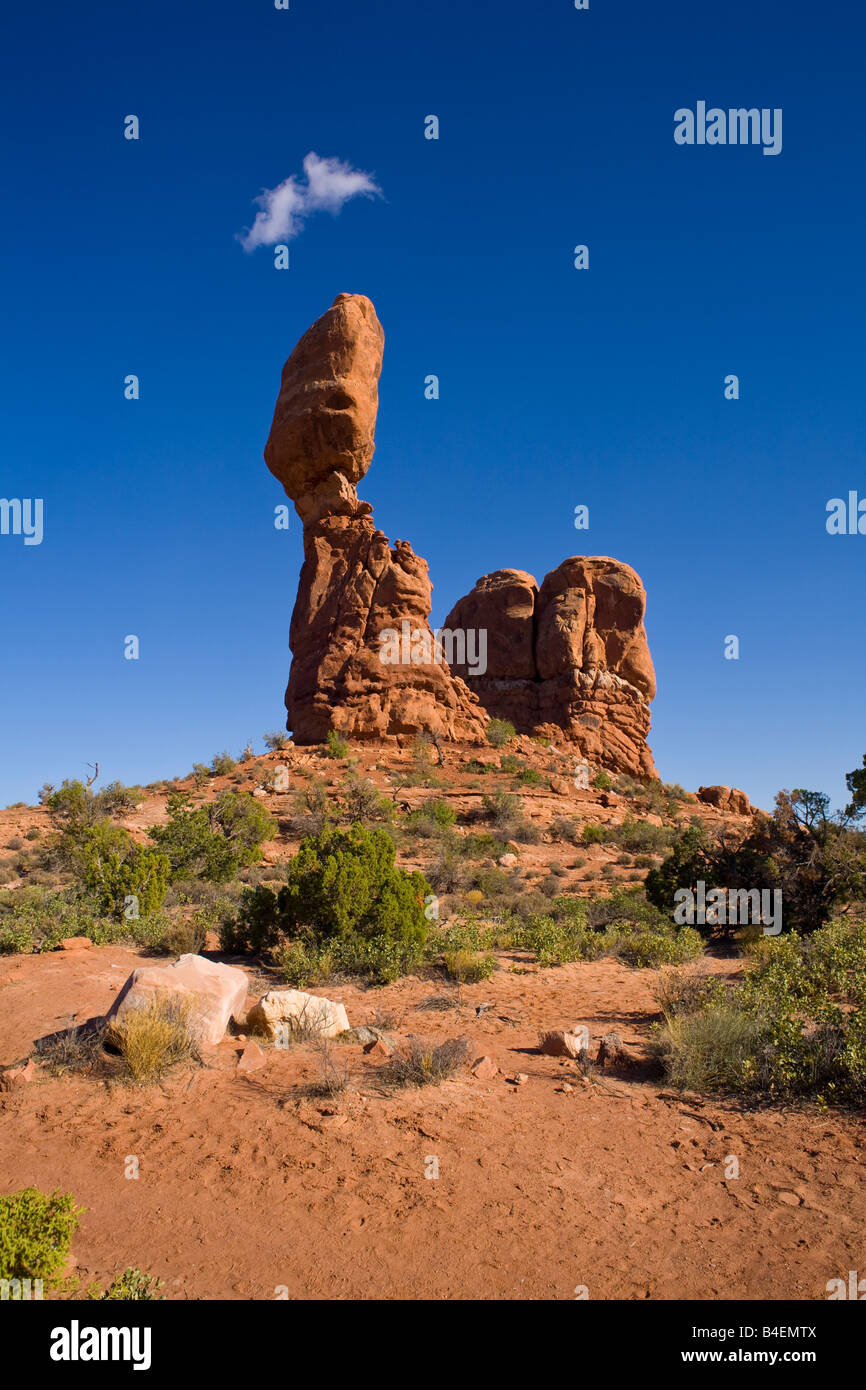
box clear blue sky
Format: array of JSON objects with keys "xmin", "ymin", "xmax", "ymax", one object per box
[{"xmin": 2, "ymin": 0, "xmax": 864, "ymax": 811}]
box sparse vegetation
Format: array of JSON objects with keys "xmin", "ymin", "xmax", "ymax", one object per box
[
  {"xmin": 380, "ymin": 1036, "xmax": 472, "ymax": 1088},
  {"xmin": 325, "ymin": 729, "xmax": 351, "ymax": 759},
  {"xmin": 0, "ymin": 1187, "xmax": 82, "ymax": 1285},
  {"xmin": 110, "ymin": 998, "xmax": 198, "ymax": 1084},
  {"xmin": 485, "ymin": 718, "xmax": 516, "ymax": 749}
]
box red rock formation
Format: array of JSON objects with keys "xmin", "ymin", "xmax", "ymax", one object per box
[
  {"xmin": 265, "ymin": 294, "xmax": 487, "ymax": 744},
  {"xmin": 697, "ymin": 785, "xmax": 751, "ymax": 815},
  {"xmin": 445, "ymin": 557, "xmax": 657, "ymax": 778}
]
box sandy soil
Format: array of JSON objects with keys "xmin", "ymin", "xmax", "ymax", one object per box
[{"xmin": 1, "ymin": 943, "xmax": 862, "ymax": 1302}]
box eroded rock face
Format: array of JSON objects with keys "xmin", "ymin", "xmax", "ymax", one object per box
[
  {"xmin": 445, "ymin": 556, "xmax": 657, "ymax": 778},
  {"xmin": 266, "ymin": 294, "xmax": 488, "ymax": 744}
]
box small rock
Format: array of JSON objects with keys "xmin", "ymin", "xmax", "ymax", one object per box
[
  {"xmin": 363, "ymin": 1038, "xmax": 393, "ymax": 1060},
  {"xmin": 60, "ymin": 936, "xmax": 93, "ymax": 951},
  {"xmin": 0, "ymin": 1058, "xmax": 36, "ymax": 1092},
  {"xmin": 549, "ymin": 776, "xmax": 571, "ymax": 796},
  {"xmin": 514, "ymin": 1072, "xmax": 529, "ymax": 1086},
  {"xmin": 237, "ymin": 1042, "xmax": 266, "ymax": 1073},
  {"xmin": 539, "ymin": 1030, "xmax": 584, "ymax": 1060},
  {"xmin": 777, "ymin": 1191, "xmax": 802, "ymax": 1207},
  {"xmin": 558, "ymin": 1083, "xmax": 575, "ymax": 1094},
  {"xmin": 248, "ymin": 988, "xmax": 349, "ymax": 1042},
  {"xmin": 498, "ymin": 853, "xmax": 518, "ymax": 869},
  {"xmin": 471, "ymin": 1055, "xmax": 499, "ymax": 1080}
]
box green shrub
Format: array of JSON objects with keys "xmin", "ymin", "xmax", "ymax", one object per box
[
  {"xmin": 485, "ymin": 719, "xmax": 516, "ymax": 749},
  {"xmin": 274, "ymin": 938, "xmax": 335, "ymax": 988},
  {"xmin": 614, "ymin": 927, "xmax": 703, "ymax": 968},
  {"xmin": 581, "ymin": 822, "xmax": 607, "ymax": 844},
  {"xmin": 325, "ymin": 730, "xmax": 350, "ymax": 759},
  {"xmin": 95, "ymin": 1267, "xmax": 164, "ymax": 1301},
  {"xmin": 406, "ymin": 799, "xmax": 457, "ymax": 836},
  {"xmin": 654, "ymin": 916, "xmax": 866, "ymax": 1102},
  {"xmin": 210, "ymin": 751, "xmax": 237, "ymax": 776},
  {"xmin": 592, "ymin": 771, "xmax": 613, "ymax": 790},
  {"xmin": 0, "ymin": 1188, "xmax": 81, "ymax": 1284},
  {"xmin": 150, "ymin": 791, "xmax": 274, "ymax": 884},
  {"xmin": 442, "ymin": 948, "xmax": 496, "ymax": 983},
  {"xmin": 263, "ymin": 730, "xmax": 290, "ymax": 752},
  {"xmin": 222, "ymin": 824, "xmax": 430, "ymax": 980},
  {"xmin": 64, "ymin": 822, "xmax": 170, "ymax": 918}
]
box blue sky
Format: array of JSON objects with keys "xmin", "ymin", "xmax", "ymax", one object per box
[{"xmin": 1, "ymin": 0, "xmax": 864, "ymax": 811}]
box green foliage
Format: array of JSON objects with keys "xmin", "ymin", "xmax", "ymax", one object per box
[
  {"xmin": 150, "ymin": 791, "xmax": 274, "ymax": 884},
  {"xmin": 94, "ymin": 1267, "xmax": 164, "ymax": 1301},
  {"xmin": 406, "ymin": 798, "xmax": 457, "ymax": 836},
  {"xmin": 325, "ymin": 729, "xmax": 351, "ymax": 759},
  {"xmin": 222, "ymin": 824, "xmax": 430, "ymax": 981},
  {"xmin": 442, "ymin": 948, "xmax": 496, "ymax": 982},
  {"xmin": 210, "ymin": 751, "xmax": 237, "ymax": 776},
  {"xmin": 581, "ymin": 822, "xmax": 607, "ymax": 844},
  {"xmin": 485, "ymin": 718, "xmax": 516, "ymax": 749},
  {"xmin": 263, "ymin": 730, "xmax": 290, "ymax": 752},
  {"xmin": 0, "ymin": 887, "xmax": 127, "ymax": 954},
  {"xmin": 607, "ymin": 816, "xmax": 673, "ymax": 855},
  {"xmin": 648, "ymin": 787, "xmax": 866, "ymax": 937},
  {"xmin": 592, "ymin": 770, "xmax": 613, "ymax": 790},
  {"xmin": 62, "ymin": 822, "xmax": 170, "ymax": 918},
  {"xmin": 0, "ymin": 1188, "xmax": 82, "ymax": 1283},
  {"xmin": 655, "ymin": 915, "xmax": 866, "ymax": 1102}
]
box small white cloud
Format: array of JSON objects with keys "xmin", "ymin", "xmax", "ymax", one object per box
[{"xmin": 237, "ymin": 152, "xmax": 381, "ymax": 252}]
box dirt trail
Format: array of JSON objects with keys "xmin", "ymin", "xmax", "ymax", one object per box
[{"xmin": 1, "ymin": 945, "xmax": 861, "ymax": 1301}]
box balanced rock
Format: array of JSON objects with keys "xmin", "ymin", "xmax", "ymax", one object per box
[
  {"xmin": 445, "ymin": 556, "xmax": 657, "ymax": 778},
  {"xmin": 265, "ymin": 294, "xmax": 487, "ymax": 745},
  {"xmin": 248, "ymin": 988, "xmax": 349, "ymax": 1042},
  {"xmin": 106, "ymin": 954, "xmax": 248, "ymax": 1048}
]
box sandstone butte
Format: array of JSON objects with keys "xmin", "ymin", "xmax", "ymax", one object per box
[{"xmin": 265, "ymin": 293, "xmax": 658, "ymax": 778}]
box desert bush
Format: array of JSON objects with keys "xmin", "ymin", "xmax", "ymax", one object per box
[
  {"xmin": 150, "ymin": 791, "xmax": 274, "ymax": 884},
  {"xmin": 303, "ymin": 1036, "xmax": 350, "ymax": 1099},
  {"xmin": 608, "ymin": 816, "xmax": 672, "ymax": 855},
  {"xmin": 221, "ymin": 824, "xmax": 430, "ymax": 981},
  {"xmin": 653, "ymin": 916, "xmax": 866, "ymax": 1101},
  {"xmin": 485, "ymin": 719, "xmax": 516, "ymax": 749},
  {"xmin": 61, "ymin": 822, "xmax": 170, "ymax": 919},
  {"xmin": 592, "ymin": 771, "xmax": 613, "ymax": 790},
  {"xmin": 111, "ymin": 998, "xmax": 197, "ymax": 1084},
  {"xmin": 613, "ymin": 927, "xmax": 704, "ymax": 968},
  {"xmin": 191, "ymin": 763, "xmax": 210, "ymax": 784},
  {"xmin": 291, "ymin": 776, "xmax": 335, "ymax": 837},
  {"xmin": 0, "ymin": 1187, "xmax": 82, "ymax": 1285},
  {"xmin": 210, "ymin": 751, "xmax": 237, "ymax": 776},
  {"xmin": 35, "ymin": 1021, "xmax": 107, "ymax": 1078},
  {"xmin": 442, "ymin": 948, "xmax": 496, "ymax": 983},
  {"xmin": 657, "ymin": 1005, "xmax": 766, "ymax": 1092},
  {"xmin": 6, "ymin": 837, "xmax": 23, "ymax": 852},
  {"xmin": 550, "ymin": 816, "xmax": 580, "ymax": 845},
  {"xmin": 481, "ymin": 791, "xmax": 538, "ymax": 842},
  {"xmin": 263, "ymin": 730, "xmax": 290, "ymax": 752},
  {"xmin": 95, "ymin": 1267, "xmax": 164, "ymax": 1301},
  {"xmin": 381, "ymin": 1036, "xmax": 472, "ymax": 1088},
  {"xmin": 499, "ymin": 753, "xmax": 522, "ymax": 774},
  {"xmin": 581, "ymin": 822, "xmax": 607, "ymax": 844},
  {"xmin": 325, "ymin": 730, "xmax": 350, "ymax": 759},
  {"xmin": 25, "ymin": 828, "xmax": 41, "ymax": 841},
  {"xmin": 340, "ymin": 773, "xmax": 394, "ymax": 827},
  {"xmin": 406, "ymin": 799, "xmax": 457, "ymax": 837},
  {"xmin": 274, "ymin": 938, "xmax": 335, "ymax": 988},
  {"xmin": 0, "ymin": 887, "xmax": 123, "ymax": 954}
]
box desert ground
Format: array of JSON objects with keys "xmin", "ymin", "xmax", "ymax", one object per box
[{"xmin": 1, "ymin": 741, "xmax": 862, "ymax": 1301}]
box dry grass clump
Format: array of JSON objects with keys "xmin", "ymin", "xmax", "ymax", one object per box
[
  {"xmin": 380, "ymin": 1035, "xmax": 472, "ymax": 1088},
  {"xmin": 35, "ymin": 1021, "xmax": 107, "ymax": 1078},
  {"xmin": 110, "ymin": 998, "xmax": 198, "ymax": 1083}
]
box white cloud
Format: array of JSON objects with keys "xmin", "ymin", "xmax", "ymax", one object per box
[{"xmin": 237, "ymin": 152, "xmax": 381, "ymax": 251}]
